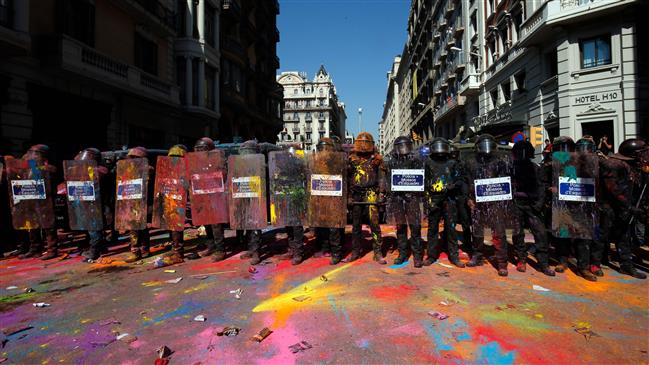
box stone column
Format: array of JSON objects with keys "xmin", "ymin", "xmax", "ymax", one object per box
[
  {"xmin": 185, "ymin": 56, "xmax": 193, "ymax": 106},
  {"xmin": 185, "ymin": 0, "xmax": 194, "ymax": 38},
  {"xmin": 197, "ymin": 0, "xmax": 205, "ymax": 41},
  {"xmin": 198, "ymin": 59, "xmax": 205, "ymax": 107}
]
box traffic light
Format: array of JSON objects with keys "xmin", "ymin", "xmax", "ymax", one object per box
[{"xmin": 530, "ymin": 126, "xmax": 544, "ymax": 147}]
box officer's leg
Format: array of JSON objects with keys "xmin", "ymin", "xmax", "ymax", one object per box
[
  {"xmin": 574, "ymin": 238, "xmax": 597, "ymax": 281},
  {"xmin": 315, "ymin": 227, "xmax": 331, "ymax": 257},
  {"xmin": 467, "ymin": 223, "xmax": 485, "ymax": 267},
  {"xmin": 424, "ymin": 204, "xmax": 442, "ymax": 265},
  {"xmin": 329, "ymin": 228, "xmax": 343, "ymax": 265},
  {"xmin": 410, "ymin": 223, "xmax": 423, "ymax": 267},
  {"xmin": 247, "ymin": 230, "xmax": 261, "ymax": 265},
  {"xmin": 614, "ymin": 216, "xmax": 646, "ymax": 279},
  {"xmin": 527, "ymin": 210, "xmax": 554, "ymax": 276},
  {"xmin": 511, "ymin": 204, "xmax": 527, "ymax": 268},
  {"xmin": 368, "ymin": 203, "xmax": 385, "ymax": 264},
  {"xmin": 350, "ymin": 204, "xmax": 363, "ymax": 259},
  {"xmin": 40, "ymin": 228, "xmax": 59, "ymax": 260},
  {"xmin": 443, "ymin": 201, "xmax": 463, "ymax": 267},
  {"xmin": 493, "ymin": 224, "xmax": 509, "ymax": 276},
  {"xmin": 394, "ymin": 224, "xmax": 409, "ymax": 264},
  {"xmin": 19, "ymin": 229, "xmax": 41, "ymax": 259},
  {"xmin": 289, "ymin": 226, "xmax": 304, "ymax": 265},
  {"xmin": 83, "ymin": 230, "xmax": 103, "ymax": 261},
  {"xmin": 457, "ymin": 199, "xmax": 472, "ymax": 249}
]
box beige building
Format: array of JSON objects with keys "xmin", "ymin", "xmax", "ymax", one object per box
[{"xmin": 277, "ymin": 66, "xmax": 347, "ymax": 151}]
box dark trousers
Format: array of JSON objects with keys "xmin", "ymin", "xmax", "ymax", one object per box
[
  {"xmin": 455, "ymin": 197, "xmax": 473, "ymax": 248},
  {"xmin": 512, "ymin": 200, "xmax": 550, "ymax": 267},
  {"xmin": 208, "ymin": 224, "xmax": 226, "ymax": 252},
  {"xmin": 129, "ymin": 229, "xmax": 150, "ymax": 253},
  {"xmin": 286, "ymin": 226, "xmax": 304, "ymax": 256},
  {"xmin": 170, "ymin": 231, "xmax": 183, "ymax": 252},
  {"xmin": 575, "ymin": 238, "xmax": 605, "ymax": 270},
  {"xmin": 245, "ymin": 230, "xmax": 261, "ymax": 253},
  {"xmin": 596, "ymin": 204, "xmax": 634, "ymax": 267},
  {"xmin": 87, "ymin": 230, "xmax": 103, "ymax": 255},
  {"xmin": 473, "ymin": 224, "xmax": 508, "ymax": 269},
  {"xmin": 352, "ymin": 203, "xmax": 382, "ymax": 254},
  {"xmin": 316, "ymin": 227, "xmax": 343, "ymax": 257},
  {"xmin": 397, "ymin": 223, "xmax": 423, "ymax": 260},
  {"xmin": 427, "ymin": 200, "xmax": 458, "ymax": 261},
  {"xmin": 28, "ymin": 228, "xmax": 58, "ymax": 253}
]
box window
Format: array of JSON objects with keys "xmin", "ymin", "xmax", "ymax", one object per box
[
  {"xmin": 306, "ymin": 112, "xmax": 312, "ymax": 119},
  {"xmin": 205, "ymin": 66, "xmax": 216, "ymax": 109},
  {"xmin": 318, "ymin": 112, "xmax": 325, "ymax": 119},
  {"xmin": 293, "ymin": 112, "xmax": 298, "ymax": 120},
  {"xmin": 501, "ymin": 81, "xmax": 511, "ymax": 102},
  {"xmin": 62, "ymin": 0, "xmax": 95, "ymax": 46},
  {"xmin": 490, "ymin": 89, "xmax": 499, "ymax": 108},
  {"xmin": 470, "ymin": 12, "xmax": 477, "ymax": 36},
  {"xmin": 319, "ymin": 132, "xmax": 325, "ymax": 139},
  {"xmin": 0, "ymin": 0, "xmax": 13, "ymax": 28},
  {"xmin": 545, "ymin": 50, "xmax": 558, "ymax": 79},
  {"xmin": 294, "ymin": 133, "xmax": 299, "ymax": 140},
  {"xmin": 176, "ymin": 56, "xmax": 186, "ymax": 101},
  {"xmin": 293, "ymin": 88, "xmax": 298, "ymax": 95},
  {"xmin": 514, "ymin": 70, "xmax": 526, "ymax": 92},
  {"xmin": 580, "ymin": 35, "xmax": 611, "ymax": 68},
  {"xmin": 135, "ymin": 32, "xmax": 158, "ymax": 75},
  {"xmin": 306, "ymin": 132, "xmax": 312, "ymax": 141},
  {"xmin": 205, "ymin": 4, "xmax": 216, "ymax": 47}
]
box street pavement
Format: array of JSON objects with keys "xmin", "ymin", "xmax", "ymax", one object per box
[{"xmin": 1, "ymin": 227, "xmax": 648, "ymax": 364}]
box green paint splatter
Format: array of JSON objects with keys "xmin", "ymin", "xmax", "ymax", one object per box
[
  {"xmin": 552, "ymin": 151, "xmax": 572, "ymax": 164},
  {"xmin": 0, "ymin": 292, "xmax": 37, "ymax": 304},
  {"xmin": 482, "ymin": 311, "xmax": 552, "ymax": 332},
  {"xmin": 559, "ymin": 226, "xmax": 569, "ymax": 238},
  {"xmin": 563, "ymin": 166, "xmax": 578, "ymax": 181},
  {"xmin": 432, "ymin": 288, "xmax": 468, "ymax": 305},
  {"xmin": 519, "ymin": 302, "xmax": 540, "ymax": 310}
]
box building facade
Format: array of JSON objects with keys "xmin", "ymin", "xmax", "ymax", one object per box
[
  {"xmin": 276, "ymin": 66, "xmax": 347, "ymax": 151},
  {"xmin": 379, "ymin": 56, "xmax": 401, "ymax": 155},
  {"xmin": 401, "ymin": 0, "xmax": 646, "ymax": 151},
  {"xmin": 0, "ymin": 0, "xmax": 282, "ymax": 161},
  {"xmin": 475, "ymin": 0, "xmax": 647, "ymax": 151},
  {"xmin": 219, "ymin": 0, "xmax": 282, "ymax": 142}
]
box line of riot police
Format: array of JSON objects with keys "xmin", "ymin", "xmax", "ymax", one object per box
[{"xmin": 1, "ymin": 133, "xmax": 646, "ymax": 280}]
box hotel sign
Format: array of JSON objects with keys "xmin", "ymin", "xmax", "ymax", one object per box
[{"xmin": 574, "ymin": 91, "xmax": 619, "ymax": 105}]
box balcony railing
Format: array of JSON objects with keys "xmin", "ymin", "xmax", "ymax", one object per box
[
  {"xmin": 56, "ymin": 35, "xmax": 178, "ymax": 104},
  {"xmin": 133, "ymin": 0, "xmax": 176, "ymax": 30}
]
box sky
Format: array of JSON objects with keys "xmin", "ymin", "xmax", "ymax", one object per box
[{"xmin": 277, "ymin": 0, "xmax": 411, "ymax": 140}]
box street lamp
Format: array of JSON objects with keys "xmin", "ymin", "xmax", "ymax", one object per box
[
  {"xmin": 358, "ymin": 107, "xmax": 363, "ymax": 134},
  {"xmin": 450, "ymin": 46, "xmax": 482, "ymax": 59}
]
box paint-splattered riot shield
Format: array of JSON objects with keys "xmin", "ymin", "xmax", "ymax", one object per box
[
  {"xmin": 268, "ymin": 151, "xmax": 307, "ymax": 227},
  {"xmin": 385, "ymin": 155, "xmax": 424, "ymax": 225},
  {"xmin": 152, "ymin": 156, "xmax": 188, "ymax": 231},
  {"xmin": 115, "ymin": 158, "xmax": 149, "ymax": 231},
  {"xmin": 6, "ymin": 159, "xmax": 55, "ymax": 230},
  {"xmin": 63, "ymin": 160, "xmax": 104, "ymax": 231},
  {"xmin": 306, "ymin": 151, "xmax": 347, "ymax": 228},
  {"xmin": 466, "ymin": 152, "xmax": 517, "ymax": 230},
  {"xmin": 227, "ymin": 154, "xmax": 267, "ymax": 230},
  {"xmin": 186, "ymin": 150, "xmax": 228, "ymax": 225},
  {"xmin": 551, "ymin": 152, "xmax": 599, "ymax": 239}
]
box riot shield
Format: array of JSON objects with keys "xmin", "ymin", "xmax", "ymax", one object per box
[
  {"xmin": 64, "ymin": 160, "xmax": 103, "ymax": 231},
  {"xmin": 227, "ymin": 154, "xmax": 267, "ymax": 230},
  {"xmin": 152, "ymin": 156, "xmax": 187, "ymax": 231},
  {"xmin": 551, "ymin": 152, "xmax": 599, "ymax": 239},
  {"xmin": 186, "ymin": 150, "xmax": 228, "ymax": 225},
  {"xmin": 306, "ymin": 151, "xmax": 347, "ymax": 228},
  {"xmin": 6, "ymin": 159, "xmax": 55, "ymax": 230},
  {"xmin": 467, "ymin": 152, "xmax": 517, "ymax": 230},
  {"xmin": 115, "ymin": 158, "xmax": 149, "ymax": 231},
  {"xmin": 385, "ymin": 156, "xmax": 424, "ymax": 225},
  {"xmin": 268, "ymin": 151, "xmax": 307, "ymax": 227}
]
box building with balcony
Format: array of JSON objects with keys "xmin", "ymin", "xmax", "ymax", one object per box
[
  {"xmin": 474, "ymin": 0, "xmax": 647, "ymax": 151},
  {"xmin": 175, "ymin": 0, "xmax": 222, "ymax": 134},
  {"xmin": 276, "ymin": 66, "xmax": 347, "ymax": 151},
  {"xmin": 407, "ymin": 0, "xmax": 475, "ymax": 143},
  {"xmin": 219, "ymin": 0, "xmax": 282, "ymax": 143},
  {"xmin": 0, "ymin": 0, "xmax": 190, "ymax": 161},
  {"xmin": 379, "ymin": 56, "xmax": 402, "ymax": 155}
]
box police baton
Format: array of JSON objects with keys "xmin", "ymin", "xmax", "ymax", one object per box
[{"xmin": 629, "ymin": 182, "xmax": 647, "ymax": 226}]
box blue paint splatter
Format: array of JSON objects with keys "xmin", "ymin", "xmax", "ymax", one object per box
[
  {"xmin": 422, "ymin": 320, "xmax": 453, "ymax": 355},
  {"xmin": 474, "ymin": 341, "xmax": 515, "ymax": 365},
  {"xmin": 142, "ymin": 301, "xmax": 206, "ymax": 328},
  {"xmin": 389, "ymin": 261, "xmax": 410, "ymax": 269},
  {"xmin": 357, "ymin": 339, "xmax": 370, "ymax": 349},
  {"xmin": 535, "ymin": 290, "xmax": 593, "ymax": 304},
  {"xmin": 328, "ymin": 294, "xmax": 353, "ymax": 328}
]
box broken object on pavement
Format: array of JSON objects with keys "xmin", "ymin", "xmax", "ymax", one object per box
[
  {"xmin": 428, "ymin": 311, "xmax": 449, "ymax": 320},
  {"xmin": 289, "ymin": 341, "xmax": 313, "ymax": 353},
  {"xmin": 216, "ymin": 327, "xmax": 240, "ymax": 337},
  {"xmin": 292, "ymin": 295, "xmax": 311, "ymax": 302},
  {"xmin": 229, "ymin": 288, "xmax": 243, "ymax": 299},
  {"xmin": 156, "ymin": 345, "xmax": 173, "ymax": 359},
  {"xmin": 193, "ymin": 315, "xmax": 206, "ymax": 322},
  {"xmin": 251, "ymin": 328, "xmax": 272, "ymax": 342}
]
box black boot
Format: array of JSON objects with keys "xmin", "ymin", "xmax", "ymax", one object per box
[
  {"xmin": 466, "ymin": 255, "xmax": 484, "ymax": 267},
  {"xmin": 620, "ymin": 265, "xmax": 647, "ymax": 279}
]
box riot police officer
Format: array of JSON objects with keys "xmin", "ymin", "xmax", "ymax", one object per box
[
  {"xmin": 347, "ymin": 132, "xmax": 387, "ymax": 264},
  {"xmin": 511, "ymin": 140, "xmax": 555, "ymax": 276},
  {"xmin": 162, "ymin": 144, "xmax": 189, "ymax": 264},
  {"xmin": 125, "ymin": 146, "xmax": 153, "ymax": 263},
  {"xmin": 464, "ymin": 135, "xmax": 512, "ymax": 276},
  {"xmin": 386, "ymin": 136, "xmax": 424, "ymax": 268},
  {"xmin": 596, "ymin": 139, "xmax": 647, "ymax": 279},
  {"xmin": 423, "ymin": 138, "xmax": 463, "ymax": 267},
  {"xmin": 237, "ymin": 140, "xmax": 264, "ymax": 266},
  {"xmin": 18, "ymin": 144, "xmax": 60, "ymax": 260}
]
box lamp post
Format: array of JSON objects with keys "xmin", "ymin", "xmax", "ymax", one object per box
[{"xmin": 358, "ymin": 107, "xmax": 363, "ymax": 134}]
